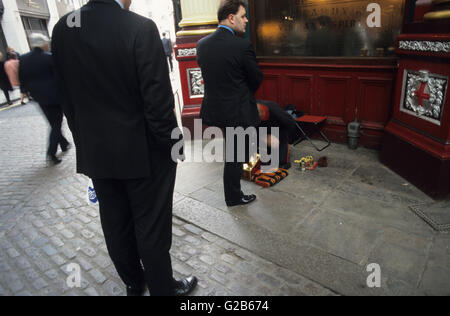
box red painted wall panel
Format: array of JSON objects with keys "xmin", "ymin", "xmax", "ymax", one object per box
[{"xmin": 255, "ymin": 61, "xmax": 398, "ymax": 148}]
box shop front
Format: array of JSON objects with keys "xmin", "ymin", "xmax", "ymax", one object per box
[{"xmin": 174, "ymin": 0, "xmax": 450, "ymax": 197}]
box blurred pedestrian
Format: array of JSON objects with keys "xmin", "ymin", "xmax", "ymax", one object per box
[
  {"xmin": 162, "ymin": 33, "xmax": 174, "ymax": 72},
  {"xmin": 7, "ymin": 46, "xmax": 20, "ymax": 60},
  {"xmin": 4, "ymin": 51, "xmax": 27, "ymax": 105},
  {"xmin": 52, "ymin": 0, "xmax": 196, "ymax": 296},
  {"xmin": 19, "ymin": 33, "xmax": 71, "ymax": 166},
  {"xmin": 0, "ymin": 52, "xmax": 13, "ymax": 106}
]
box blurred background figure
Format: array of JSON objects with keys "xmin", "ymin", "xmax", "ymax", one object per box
[
  {"xmin": 7, "ymin": 46, "xmax": 20, "ymax": 60},
  {"xmin": 162, "ymin": 32, "xmax": 174, "ymax": 72},
  {"xmin": 0, "ymin": 52, "xmax": 13, "ymax": 106},
  {"xmin": 4, "ymin": 49, "xmax": 28, "ymax": 105},
  {"xmin": 19, "ymin": 33, "xmax": 71, "ymax": 166}
]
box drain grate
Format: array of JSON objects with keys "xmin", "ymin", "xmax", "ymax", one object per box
[{"xmin": 410, "ymin": 201, "xmax": 450, "ymax": 232}]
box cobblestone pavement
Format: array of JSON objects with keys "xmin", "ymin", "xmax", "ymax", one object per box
[{"xmin": 0, "ymin": 103, "xmax": 335, "ymax": 296}]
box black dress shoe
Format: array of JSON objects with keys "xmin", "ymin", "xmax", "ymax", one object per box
[
  {"xmin": 173, "ymin": 276, "xmax": 198, "ymax": 296},
  {"xmin": 47, "ymin": 155, "xmax": 62, "ymax": 166},
  {"xmin": 226, "ymin": 194, "xmax": 257, "ymax": 207},
  {"xmin": 126, "ymin": 285, "xmax": 146, "ymax": 296},
  {"xmin": 62, "ymin": 143, "xmax": 72, "ymax": 153}
]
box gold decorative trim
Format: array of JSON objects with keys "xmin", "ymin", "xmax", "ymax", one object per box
[
  {"xmin": 176, "ymin": 29, "xmax": 217, "ymax": 36},
  {"xmin": 424, "ymin": 10, "xmax": 450, "ymax": 20},
  {"xmin": 432, "ymin": 0, "xmax": 450, "ymax": 5},
  {"xmin": 179, "ymin": 20, "xmax": 219, "ymax": 28}
]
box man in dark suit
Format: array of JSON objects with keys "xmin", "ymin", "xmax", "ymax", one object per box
[
  {"xmin": 197, "ymin": 0, "xmax": 263, "ymax": 207},
  {"xmin": 162, "ymin": 33, "xmax": 173, "ymax": 72},
  {"xmin": 51, "ymin": 0, "xmax": 197, "ymax": 296},
  {"xmin": 18, "ymin": 33, "xmax": 71, "ymax": 165}
]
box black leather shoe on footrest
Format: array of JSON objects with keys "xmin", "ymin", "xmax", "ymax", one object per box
[
  {"xmin": 173, "ymin": 276, "xmax": 198, "ymax": 296},
  {"xmin": 226, "ymin": 194, "xmax": 257, "ymax": 207}
]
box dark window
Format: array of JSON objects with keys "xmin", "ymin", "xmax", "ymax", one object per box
[
  {"xmin": 21, "ymin": 16, "xmax": 49, "ymax": 49},
  {"xmin": 252, "ymin": 0, "xmax": 406, "ymax": 57}
]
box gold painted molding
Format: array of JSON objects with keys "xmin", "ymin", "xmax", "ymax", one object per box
[
  {"xmin": 424, "ymin": 0, "xmax": 450, "ymax": 20},
  {"xmin": 176, "ymin": 29, "xmax": 217, "ymax": 36},
  {"xmin": 179, "ymin": 19, "xmax": 219, "ymax": 27},
  {"xmin": 424, "ymin": 10, "xmax": 450, "ymax": 19}
]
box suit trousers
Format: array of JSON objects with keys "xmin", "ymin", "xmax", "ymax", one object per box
[
  {"xmin": 1, "ymin": 88, "xmax": 11, "ymax": 104},
  {"xmin": 166, "ymin": 55, "xmax": 173, "ymax": 72},
  {"xmin": 92, "ymin": 148, "xmax": 177, "ymax": 296},
  {"xmin": 39, "ymin": 104, "xmax": 69, "ymax": 157},
  {"xmin": 224, "ymin": 131, "xmax": 253, "ymax": 203}
]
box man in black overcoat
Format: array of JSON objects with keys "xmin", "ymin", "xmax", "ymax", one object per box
[
  {"xmin": 51, "ymin": 0, "xmax": 196, "ymax": 296},
  {"xmin": 197, "ymin": 0, "xmax": 263, "ymax": 207},
  {"xmin": 19, "ymin": 33, "xmax": 71, "ymax": 165}
]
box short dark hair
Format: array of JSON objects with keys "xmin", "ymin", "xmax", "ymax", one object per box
[{"xmin": 218, "ymin": 0, "xmax": 246, "ymax": 22}]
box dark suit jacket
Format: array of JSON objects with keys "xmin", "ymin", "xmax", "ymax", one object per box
[
  {"xmin": 19, "ymin": 48, "xmax": 58, "ymax": 105},
  {"xmin": 52, "ymin": 0, "xmax": 178, "ymax": 179},
  {"xmin": 197, "ymin": 28, "xmax": 263, "ymax": 128}
]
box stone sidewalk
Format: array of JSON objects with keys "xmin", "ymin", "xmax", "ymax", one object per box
[{"xmin": 0, "ymin": 103, "xmax": 334, "ymax": 296}]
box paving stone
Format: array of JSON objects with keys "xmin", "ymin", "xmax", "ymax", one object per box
[
  {"xmin": 184, "ymin": 235, "xmax": 201, "ymax": 246},
  {"xmin": 77, "ymin": 214, "xmax": 91, "ymax": 224},
  {"xmin": 6, "ymin": 247, "xmax": 20, "ymax": 258},
  {"xmin": 60, "ymin": 229, "xmax": 75, "ymax": 239},
  {"xmin": 199, "ymin": 255, "xmax": 215, "ymax": 266},
  {"xmin": 50, "ymin": 236, "xmax": 64, "ymax": 248},
  {"xmin": 15, "ymin": 257, "xmax": 32, "ymax": 270},
  {"xmin": 210, "ymin": 272, "xmax": 228, "ymax": 286},
  {"xmin": 81, "ymin": 246, "xmax": 96, "ymax": 258},
  {"xmin": 24, "ymin": 268, "xmax": 40, "ymax": 281},
  {"xmin": 76, "ymin": 256, "xmax": 93, "ymax": 271},
  {"xmin": 184, "ymin": 224, "xmax": 203, "ymax": 235},
  {"xmin": 7, "ymin": 279, "xmax": 24, "ymax": 293},
  {"xmin": 173, "ymin": 262, "xmax": 193, "ymax": 276},
  {"xmin": 186, "ymin": 258, "xmax": 210, "ymax": 275},
  {"xmin": 93, "ymin": 255, "xmax": 111, "ymax": 269},
  {"xmin": 85, "ymin": 287, "xmax": 100, "ymax": 296},
  {"xmin": 61, "ymin": 247, "xmax": 77, "ymax": 260},
  {"xmin": 215, "ymin": 264, "xmax": 232, "ymax": 275},
  {"xmin": 221, "ymin": 253, "xmax": 239, "ymax": 265},
  {"xmin": 32, "ymin": 278, "xmax": 49, "ymax": 291},
  {"xmin": 172, "ymin": 250, "xmax": 190, "ymax": 262},
  {"xmin": 51, "ymin": 255, "xmax": 67, "ymax": 267},
  {"xmin": 201, "ymin": 232, "xmax": 218, "ymax": 242},
  {"xmin": 256, "ymin": 272, "xmax": 282, "ymax": 288},
  {"xmin": 81, "ymin": 229, "xmax": 95, "ymax": 239},
  {"xmin": 42, "ymin": 245, "xmax": 57, "ymax": 257},
  {"xmin": 89, "ymin": 269, "xmax": 107, "ymax": 284},
  {"xmin": 104, "ymin": 280, "xmax": 124, "ymax": 296},
  {"xmin": 39, "ymin": 227, "xmax": 54, "ymax": 237},
  {"xmin": 172, "ymin": 227, "xmax": 186, "ymax": 237},
  {"xmin": 44, "ymin": 269, "xmax": 59, "ymax": 280},
  {"xmin": 32, "ymin": 237, "xmax": 49, "ymax": 248},
  {"xmin": 34, "ymin": 257, "xmax": 52, "ymax": 272}
]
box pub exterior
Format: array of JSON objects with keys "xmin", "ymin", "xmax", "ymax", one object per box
[{"xmin": 173, "ymin": 0, "xmax": 450, "ymax": 198}]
